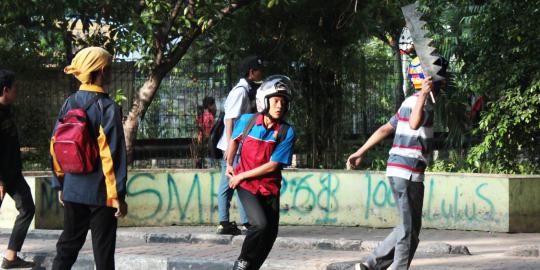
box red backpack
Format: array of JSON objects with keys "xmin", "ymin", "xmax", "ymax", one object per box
[{"xmin": 52, "ymin": 94, "xmax": 103, "ymax": 174}]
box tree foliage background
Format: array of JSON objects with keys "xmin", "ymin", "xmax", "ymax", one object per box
[
  {"xmin": 0, "ymin": 0, "xmax": 538, "ymax": 173},
  {"xmin": 421, "ymin": 0, "xmax": 540, "ymax": 173}
]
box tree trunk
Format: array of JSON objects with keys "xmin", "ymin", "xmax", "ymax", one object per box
[
  {"xmin": 121, "ymin": 0, "xmax": 256, "ymax": 164},
  {"xmin": 123, "ymin": 69, "xmax": 166, "ymax": 164},
  {"xmin": 360, "ymin": 52, "xmax": 368, "ymax": 137}
]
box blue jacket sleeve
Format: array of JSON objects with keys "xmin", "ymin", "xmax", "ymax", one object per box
[
  {"xmin": 232, "ymin": 114, "xmax": 252, "ymax": 142},
  {"xmin": 97, "ymin": 102, "xmax": 127, "ymax": 207},
  {"xmin": 271, "ymin": 127, "xmax": 296, "ymax": 165}
]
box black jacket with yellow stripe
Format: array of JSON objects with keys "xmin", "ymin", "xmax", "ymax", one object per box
[{"xmin": 50, "ymin": 84, "xmax": 127, "ymax": 208}]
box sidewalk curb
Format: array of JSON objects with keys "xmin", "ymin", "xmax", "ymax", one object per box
[
  {"xmin": 0, "ymin": 229, "xmax": 62, "ymax": 240},
  {"xmin": 19, "ymin": 252, "xmax": 95, "ymax": 270},
  {"xmin": 17, "ymin": 251, "xmax": 299, "ymax": 270},
  {"xmin": 326, "ymin": 260, "xmax": 481, "ymax": 270},
  {"xmin": 2, "ymin": 229, "xmax": 472, "ymax": 255},
  {"xmin": 20, "ymin": 252, "xmax": 233, "ymax": 270},
  {"xmin": 504, "ymin": 245, "xmax": 539, "ymax": 257},
  {"xmin": 141, "ymin": 232, "xmax": 470, "ymax": 255}
]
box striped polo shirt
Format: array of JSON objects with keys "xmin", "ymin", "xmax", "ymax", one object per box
[{"xmin": 387, "ymin": 92, "xmax": 434, "ymax": 182}]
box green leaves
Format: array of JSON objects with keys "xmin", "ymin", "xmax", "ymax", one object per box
[
  {"xmin": 266, "ymin": 0, "xmax": 290, "ymax": 8},
  {"xmin": 3, "ymin": 0, "xmax": 539, "ymax": 172},
  {"xmin": 420, "ymin": 0, "xmax": 540, "ymax": 173},
  {"xmin": 112, "ymin": 88, "xmax": 128, "ymax": 106},
  {"xmin": 467, "ymin": 82, "xmax": 540, "ymax": 173}
]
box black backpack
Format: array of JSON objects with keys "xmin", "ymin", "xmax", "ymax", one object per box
[
  {"xmin": 208, "ymin": 111, "xmax": 225, "ymax": 159},
  {"xmin": 208, "ymin": 85, "xmax": 250, "ymax": 159}
]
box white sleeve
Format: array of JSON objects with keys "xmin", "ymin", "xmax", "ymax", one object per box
[{"xmin": 224, "ymin": 87, "xmax": 248, "ymax": 120}]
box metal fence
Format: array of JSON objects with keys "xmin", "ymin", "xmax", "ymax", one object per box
[
  {"xmin": 5, "ymin": 56, "xmax": 410, "ymax": 170},
  {"xmin": 135, "ymin": 60, "xmax": 231, "ymax": 140},
  {"xmin": 130, "ymin": 59, "xmax": 232, "ymax": 169}
]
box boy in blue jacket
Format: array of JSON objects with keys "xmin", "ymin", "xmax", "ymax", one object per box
[{"xmin": 50, "ymin": 47, "xmax": 128, "ymax": 270}]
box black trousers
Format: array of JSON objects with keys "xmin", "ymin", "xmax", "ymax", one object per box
[
  {"xmin": 0, "ymin": 175, "xmax": 35, "ymax": 252},
  {"xmin": 237, "ymin": 187, "xmax": 280, "ymax": 270},
  {"xmin": 52, "ymin": 202, "xmax": 117, "ymax": 270}
]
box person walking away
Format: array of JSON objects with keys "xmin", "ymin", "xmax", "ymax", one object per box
[
  {"xmin": 50, "ymin": 47, "xmax": 128, "ymax": 270},
  {"xmin": 0, "ymin": 69, "xmax": 36, "ymax": 269}
]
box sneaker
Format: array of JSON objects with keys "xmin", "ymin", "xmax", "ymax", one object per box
[
  {"xmin": 240, "ymin": 223, "xmax": 251, "ymax": 235},
  {"xmin": 217, "ymin": 221, "xmax": 241, "ymax": 235},
  {"xmin": 232, "ymin": 259, "xmax": 250, "ymax": 270},
  {"xmin": 1, "ymin": 257, "xmax": 36, "ymax": 269},
  {"xmin": 353, "ymin": 262, "xmax": 370, "ymax": 270}
]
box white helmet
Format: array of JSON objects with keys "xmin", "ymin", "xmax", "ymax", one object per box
[
  {"xmin": 255, "ymin": 75, "xmax": 292, "ymax": 115},
  {"xmin": 399, "ymin": 27, "xmax": 414, "ymax": 54}
]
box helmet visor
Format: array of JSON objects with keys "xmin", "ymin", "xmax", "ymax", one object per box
[{"xmin": 259, "ymin": 75, "xmax": 292, "ymax": 93}]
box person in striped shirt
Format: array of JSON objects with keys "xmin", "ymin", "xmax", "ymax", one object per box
[{"xmin": 347, "ymin": 56, "xmax": 446, "ymax": 270}]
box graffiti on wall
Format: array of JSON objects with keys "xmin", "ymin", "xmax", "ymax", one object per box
[
  {"xmin": 280, "ymin": 173, "xmax": 340, "ymax": 224},
  {"xmin": 362, "ymin": 173, "xmax": 497, "ymax": 223},
  {"xmin": 35, "ymin": 171, "xmax": 507, "ymax": 230}
]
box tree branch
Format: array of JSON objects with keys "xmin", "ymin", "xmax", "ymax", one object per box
[
  {"xmin": 163, "ymin": 0, "xmax": 255, "ymax": 71},
  {"xmin": 375, "ymin": 30, "xmax": 392, "ymax": 48},
  {"xmin": 163, "ymin": 0, "xmax": 184, "ymax": 40},
  {"xmin": 153, "ymin": 2, "xmax": 186, "ymax": 66},
  {"xmin": 154, "ymin": 39, "xmax": 165, "ymax": 66},
  {"xmin": 208, "ymin": 0, "xmax": 254, "ymax": 26},
  {"xmin": 186, "ymin": 0, "xmax": 196, "ymax": 19}
]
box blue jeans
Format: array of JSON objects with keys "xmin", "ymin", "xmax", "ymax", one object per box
[{"xmin": 218, "ymin": 156, "xmax": 249, "ymax": 224}]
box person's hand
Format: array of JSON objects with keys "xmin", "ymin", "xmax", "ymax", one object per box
[
  {"xmin": 196, "ymin": 132, "xmax": 203, "ymax": 144},
  {"xmin": 226, "ymin": 164, "xmax": 235, "ymax": 178},
  {"xmin": 228, "ymin": 174, "xmax": 244, "ymax": 189},
  {"xmin": 115, "ymin": 200, "xmax": 128, "ymax": 218},
  {"xmin": 57, "ymin": 190, "xmax": 64, "ymax": 206},
  {"xmin": 346, "ymin": 152, "xmax": 363, "ymax": 169},
  {"xmin": 0, "ymin": 184, "xmax": 6, "ymax": 201},
  {"xmin": 421, "ymin": 76, "xmax": 433, "ymax": 95}
]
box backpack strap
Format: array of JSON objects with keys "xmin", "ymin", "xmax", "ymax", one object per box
[
  {"xmin": 82, "ymin": 93, "xmax": 106, "ymax": 111},
  {"xmin": 58, "ymin": 93, "xmax": 74, "ymax": 118},
  {"xmin": 66, "ymin": 93, "xmax": 106, "ymax": 112},
  {"xmin": 237, "ymin": 114, "xmax": 291, "ymax": 158},
  {"xmin": 233, "ymin": 84, "xmax": 249, "ymax": 94},
  {"xmin": 237, "ymin": 113, "xmax": 260, "ymax": 157},
  {"xmin": 275, "ymin": 122, "xmax": 290, "ymax": 145},
  {"xmin": 67, "ymin": 94, "xmax": 79, "ymax": 109},
  {"xmin": 61, "ymin": 93, "xmax": 106, "ymax": 141},
  {"xmin": 274, "ymin": 123, "xmax": 290, "ymax": 169}
]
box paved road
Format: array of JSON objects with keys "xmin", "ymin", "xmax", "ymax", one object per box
[{"xmin": 0, "ymin": 226, "xmax": 538, "ymax": 269}]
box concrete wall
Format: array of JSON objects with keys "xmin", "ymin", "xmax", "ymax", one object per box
[
  {"xmin": 508, "ymin": 178, "xmax": 540, "ymax": 232},
  {"xmin": 0, "ymin": 177, "xmax": 37, "ymax": 230},
  {"xmin": 2, "ymin": 170, "xmax": 539, "ymax": 232}
]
